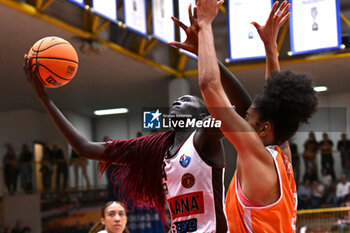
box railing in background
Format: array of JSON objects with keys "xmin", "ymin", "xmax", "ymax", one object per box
[{"xmin": 297, "ymin": 207, "xmax": 350, "ymax": 233}]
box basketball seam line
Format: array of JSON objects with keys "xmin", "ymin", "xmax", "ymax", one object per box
[
  {"xmin": 35, "ymin": 38, "xmax": 46, "ymax": 65},
  {"xmin": 36, "ymin": 66, "xmax": 46, "ymax": 86},
  {"xmin": 39, "ymin": 64, "xmax": 71, "ymax": 81},
  {"xmin": 31, "ymin": 42, "xmax": 69, "ymax": 53},
  {"xmin": 34, "ymin": 57, "xmax": 78, "ymax": 64}
]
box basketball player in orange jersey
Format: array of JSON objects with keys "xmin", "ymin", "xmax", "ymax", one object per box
[{"xmin": 197, "ymin": 0, "xmax": 318, "ymax": 232}]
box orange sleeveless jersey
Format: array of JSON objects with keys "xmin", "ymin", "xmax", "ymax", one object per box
[{"xmin": 225, "ymin": 146, "xmax": 297, "ymax": 233}]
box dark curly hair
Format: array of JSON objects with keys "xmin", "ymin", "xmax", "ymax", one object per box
[{"xmin": 253, "ymin": 71, "xmax": 318, "ymax": 145}]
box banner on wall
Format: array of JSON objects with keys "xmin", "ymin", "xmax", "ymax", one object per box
[
  {"xmin": 228, "ymin": 0, "xmax": 272, "ymax": 61},
  {"xmin": 289, "ymin": 0, "xmax": 341, "ymax": 55},
  {"xmin": 152, "ymin": 0, "xmax": 175, "ymax": 43},
  {"xmin": 124, "ymin": 0, "xmax": 147, "ymax": 36},
  {"xmin": 91, "ymin": 0, "xmax": 118, "ymax": 23}
]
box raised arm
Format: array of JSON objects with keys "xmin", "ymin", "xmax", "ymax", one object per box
[
  {"xmin": 169, "ymin": 5, "xmax": 251, "ymax": 116},
  {"xmin": 252, "ymin": 1, "xmax": 291, "ymax": 79},
  {"xmin": 197, "ymin": 0, "xmax": 263, "ymax": 155},
  {"xmin": 252, "ymin": 1, "xmax": 292, "ymax": 159},
  {"xmin": 197, "ymin": 0, "xmax": 286, "ymax": 203},
  {"xmin": 23, "ymin": 56, "xmax": 106, "ymax": 159}
]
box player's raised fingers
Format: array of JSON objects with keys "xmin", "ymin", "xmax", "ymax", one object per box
[
  {"xmin": 171, "ymin": 16, "xmax": 187, "ymax": 31},
  {"xmin": 188, "ymin": 4, "xmax": 194, "ymax": 25}
]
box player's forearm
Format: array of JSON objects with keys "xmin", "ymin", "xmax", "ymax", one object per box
[
  {"xmin": 198, "ymin": 22, "xmax": 266, "ymax": 156},
  {"xmin": 39, "ymin": 95, "xmax": 106, "ymax": 159},
  {"xmin": 198, "ymin": 23, "xmax": 221, "ymax": 98},
  {"xmin": 218, "ymin": 61, "xmax": 252, "ymax": 116},
  {"xmin": 198, "ymin": 24, "xmax": 247, "ymax": 133},
  {"xmin": 264, "ymin": 41, "xmax": 280, "ymax": 80}
]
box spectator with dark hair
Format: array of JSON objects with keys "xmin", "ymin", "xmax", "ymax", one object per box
[
  {"xmin": 335, "ymin": 173, "xmax": 350, "ymax": 206},
  {"xmin": 3, "ymin": 145, "xmax": 18, "ymax": 195},
  {"xmin": 343, "ymin": 160, "xmax": 350, "ymax": 182},
  {"xmin": 338, "ymin": 133, "xmax": 350, "ymax": 170},
  {"xmin": 319, "ymin": 167, "xmax": 334, "ymax": 204},
  {"xmin": 19, "ymin": 144, "xmax": 33, "ymax": 193},
  {"xmin": 303, "ymin": 132, "xmax": 318, "ymax": 180},
  {"xmin": 320, "ymin": 133, "xmax": 335, "ymax": 179},
  {"xmin": 40, "ymin": 144, "xmax": 53, "ymax": 192},
  {"xmin": 298, "ymin": 179, "xmax": 312, "ymax": 209},
  {"xmin": 311, "ymin": 180, "xmax": 326, "ymax": 208},
  {"xmin": 303, "ymin": 166, "xmax": 318, "ymax": 184},
  {"xmin": 320, "ymin": 167, "xmax": 333, "ymax": 189}
]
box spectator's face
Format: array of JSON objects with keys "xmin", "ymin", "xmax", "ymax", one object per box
[
  {"xmin": 342, "ymin": 174, "xmax": 347, "ymax": 183},
  {"xmin": 342, "ymin": 133, "xmax": 347, "ymax": 140},
  {"xmin": 309, "ymin": 132, "xmax": 315, "ymax": 140},
  {"xmin": 323, "ymin": 133, "xmax": 328, "ymax": 140},
  {"xmin": 101, "ymin": 202, "xmax": 127, "ymax": 233},
  {"xmin": 322, "ymin": 168, "xmax": 328, "ymax": 175}
]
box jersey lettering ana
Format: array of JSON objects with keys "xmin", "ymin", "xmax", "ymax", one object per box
[
  {"xmin": 225, "ymin": 145, "xmax": 297, "ymax": 233},
  {"xmin": 163, "ymin": 131, "xmax": 227, "ymax": 233}
]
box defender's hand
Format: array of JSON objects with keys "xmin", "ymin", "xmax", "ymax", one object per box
[{"xmin": 169, "ymin": 5, "xmax": 199, "ymax": 55}]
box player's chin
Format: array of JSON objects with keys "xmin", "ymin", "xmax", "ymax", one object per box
[{"xmin": 169, "ymin": 107, "xmax": 179, "ymax": 115}]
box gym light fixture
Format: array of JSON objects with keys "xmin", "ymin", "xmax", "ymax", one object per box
[{"xmin": 94, "ymin": 108, "xmax": 129, "ymax": 116}]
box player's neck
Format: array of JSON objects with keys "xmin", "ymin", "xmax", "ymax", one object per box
[{"xmin": 168, "ymin": 130, "xmax": 193, "ymax": 156}]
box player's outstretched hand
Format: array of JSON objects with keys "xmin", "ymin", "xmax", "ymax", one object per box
[
  {"xmin": 251, "ymin": 1, "xmax": 291, "ymax": 46},
  {"xmin": 197, "ymin": 0, "xmax": 224, "ymax": 25},
  {"xmin": 168, "ymin": 4, "xmax": 199, "ymax": 55},
  {"xmin": 23, "ymin": 54, "xmax": 47, "ymax": 99}
]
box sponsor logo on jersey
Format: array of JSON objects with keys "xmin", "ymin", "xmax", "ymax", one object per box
[
  {"xmin": 179, "ymin": 154, "xmax": 191, "ymax": 168},
  {"xmin": 171, "ymin": 218, "xmax": 197, "ymax": 233},
  {"xmin": 181, "ymin": 173, "xmax": 195, "ymax": 189},
  {"xmin": 167, "ymin": 191, "xmax": 204, "ymax": 218}
]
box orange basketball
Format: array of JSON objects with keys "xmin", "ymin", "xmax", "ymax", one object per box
[{"xmin": 28, "ymin": 36, "xmax": 79, "ymax": 88}]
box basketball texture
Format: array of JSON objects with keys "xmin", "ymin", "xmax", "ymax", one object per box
[{"xmin": 28, "ymin": 36, "xmax": 79, "ymax": 88}]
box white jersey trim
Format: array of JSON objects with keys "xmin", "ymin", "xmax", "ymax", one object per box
[{"xmin": 235, "ymin": 146, "xmax": 284, "ymax": 210}]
